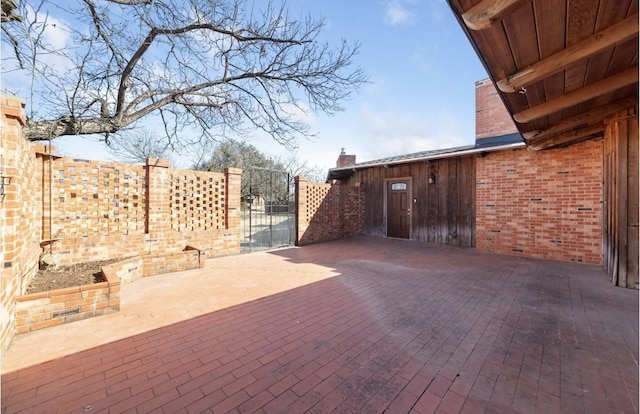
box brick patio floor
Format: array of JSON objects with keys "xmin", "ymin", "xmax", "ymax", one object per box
[{"xmin": 1, "ymin": 237, "xmax": 638, "ymax": 413}]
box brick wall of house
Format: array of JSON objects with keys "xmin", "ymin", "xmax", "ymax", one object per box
[
  {"xmin": 295, "ymin": 177, "xmax": 364, "ymax": 245},
  {"xmin": 476, "ymin": 140, "xmax": 603, "ymax": 264},
  {"xmin": 475, "ymin": 78, "xmax": 519, "ymax": 140},
  {"xmin": 0, "ymin": 95, "xmax": 43, "ymax": 355}
]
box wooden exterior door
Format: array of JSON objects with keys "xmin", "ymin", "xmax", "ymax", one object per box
[{"xmin": 387, "ymin": 180, "xmax": 410, "ymax": 239}]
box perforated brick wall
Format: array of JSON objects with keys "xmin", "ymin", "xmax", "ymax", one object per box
[
  {"xmin": 34, "ymin": 156, "xmax": 242, "ymax": 265},
  {"xmin": 0, "ymin": 95, "xmax": 242, "ymax": 356},
  {"xmin": 295, "ymin": 177, "xmax": 364, "ymax": 245},
  {"xmin": 169, "ymin": 171, "xmax": 226, "ymax": 232},
  {"xmin": 45, "ymin": 160, "xmax": 147, "ymax": 239},
  {"xmin": 476, "ymin": 141, "xmax": 603, "ymax": 264}
]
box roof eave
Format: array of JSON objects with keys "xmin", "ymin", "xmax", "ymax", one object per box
[{"xmin": 327, "ymin": 141, "xmax": 526, "ymax": 180}]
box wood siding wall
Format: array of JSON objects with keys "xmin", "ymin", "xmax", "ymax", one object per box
[
  {"xmin": 345, "ymin": 156, "xmax": 475, "ymax": 247},
  {"xmin": 603, "ymin": 107, "xmax": 639, "ymax": 289}
]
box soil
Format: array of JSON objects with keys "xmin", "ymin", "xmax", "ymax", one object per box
[{"xmin": 26, "ymin": 259, "xmax": 121, "ymax": 294}]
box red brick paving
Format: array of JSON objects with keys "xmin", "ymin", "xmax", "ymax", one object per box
[{"xmin": 2, "ymin": 238, "xmax": 638, "ymax": 413}]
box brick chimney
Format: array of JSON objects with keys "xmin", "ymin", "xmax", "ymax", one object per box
[
  {"xmin": 475, "ymin": 78, "xmax": 518, "ymax": 143},
  {"xmin": 336, "ymin": 148, "xmax": 356, "ymax": 168}
]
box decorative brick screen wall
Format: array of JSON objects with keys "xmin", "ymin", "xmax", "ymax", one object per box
[
  {"xmin": 44, "ymin": 159, "xmax": 147, "ymax": 240},
  {"xmin": 295, "ymin": 176, "xmax": 364, "ymax": 245},
  {"xmin": 0, "ymin": 94, "xmax": 242, "ymax": 356},
  {"xmin": 0, "ymin": 95, "xmax": 42, "ymax": 355},
  {"xmin": 169, "ymin": 171, "xmax": 226, "ymax": 232},
  {"xmin": 476, "ymin": 141, "xmax": 603, "ymax": 264},
  {"xmin": 35, "ymin": 155, "xmax": 241, "ymax": 265}
]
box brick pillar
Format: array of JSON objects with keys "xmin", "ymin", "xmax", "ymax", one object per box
[
  {"xmin": 0, "ymin": 95, "xmax": 27, "ymax": 269},
  {"xmin": 145, "ymin": 157, "xmax": 171, "ymax": 242},
  {"xmin": 294, "ymin": 175, "xmax": 308, "ymax": 246},
  {"xmin": 0, "ymin": 94, "xmax": 42, "ymax": 356},
  {"xmin": 37, "ymin": 144, "xmax": 56, "ymax": 249},
  {"xmin": 224, "ymin": 167, "xmax": 242, "ymax": 235}
]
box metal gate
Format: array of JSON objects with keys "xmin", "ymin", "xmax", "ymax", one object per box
[{"xmin": 241, "ymin": 167, "xmax": 295, "ymax": 252}]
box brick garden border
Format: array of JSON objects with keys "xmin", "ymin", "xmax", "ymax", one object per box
[
  {"xmin": 14, "ymin": 246, "xmax": 204, "ymax": 334},
  {"xmin": 15, "ymin": 268, "xmax": 121, "ymax": 334}
]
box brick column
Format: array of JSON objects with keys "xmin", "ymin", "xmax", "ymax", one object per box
[
  {"xmin": 294, "ymin": 175, "xmax": 308, "ymax": 246},
  {"xmin": 224, "ymin": 167, "xmax": 242, "ymax": 233},
  {"xmin": 145, "ymin": 157, "xmax": 171, "ymax": 240},
  {"xmin": 0, "ymin": 95, "xmax": 41, "ymax": 356}
]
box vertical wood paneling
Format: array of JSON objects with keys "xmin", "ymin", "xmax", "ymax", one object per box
[
  {"xmin": 627, "ymin": 117, "xmax": 639, "ymax": 285},
  {"xmin": 535, "ymin": 0, "xmax": 566, "ymax": 126},
  {"xmin": 616, "ymin": 115, "xmax": 629, "ymax": 286},
  {"xmin": 436, "ymin": 160, "xmax": 449, "ymax": 244},
  {"xmin": 603, "ymin": 140, "xmax": 616, "ymax": 275},
  {"xmin": 427, "ymin": 162, "xmax": 438, "ymax": 243},
  {"xmin": 412, "ymin": 163, "xmax": 428, "ymax": 241},
  {"xmin": 458, "ymin": 157, "xmax": 475, "ymax": 246},
  {"xmin": 349, "ymin": 156, "xmax": 475, "ymax": 247},
  {"xmin": 603, "ymin": 106, "xmax": 639, "ymax": 288},
  {"xmin": 367, "ymin": 168, "xmax": 383, "ymax": 237},
  {"xmin": 447, "ymin": 159, "xmax": 460, "ymax": 245}
]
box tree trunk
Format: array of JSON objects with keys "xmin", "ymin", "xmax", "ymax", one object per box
[{"xmin": 24, "ymin": 116, "xmax": 120, "ymax": 141}]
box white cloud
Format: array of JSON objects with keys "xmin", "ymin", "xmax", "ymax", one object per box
[
  {"xmin": 354, "ymin": 105, "xmax": 469, "ymax": 162},
  {"xmin": 427, "ymin": 1, "xmax": 447, "ymax": 21},
  {"xmin": 282, "ymin": 101, "xmax": 317, "ymax": 128},
  {"xmin": 41, "ymin": 15, "xmax": 70, "ymax": 50},
  {"xmin": 383, "ymin": 1, "xmax": 415, "ymax": 26},
  {"xmin": 411, "ymin": 45, "xmax": 434, "ymax": 72},
  {"xmin": 363, "ymin": 74, "xmax": 389, "ymax": 97}
]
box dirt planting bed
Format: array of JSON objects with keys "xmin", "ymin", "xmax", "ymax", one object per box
[{"xmin": 26, "ymin": 259, "xmax": 120, "ymax": 294}]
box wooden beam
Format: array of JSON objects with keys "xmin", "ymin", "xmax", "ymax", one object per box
[
  {"xmin": 498, "ymin": 15, "xmax": 639, "ymax": 93},
  {"xmin": 513, "ymin": 67, "xmax": 638, "ymax": 123},
  {"xmin": 462, "ymin": 0, "xmax": 532, "ymax": 31},
  {"xmin": 616, "ymin": 116, "xmax": 629, "ymax": 286},
  {"xmin": 527, "ymin": 124, "xmax": 605, "ymax": 150},
  {"xmin": 522, "ymin": 97, "xmax": 638, "ymax": 141}
]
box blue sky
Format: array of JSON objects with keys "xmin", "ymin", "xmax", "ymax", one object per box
[{"xmin": 13, "ymin": 0, "xmax": 489, "ymax": 172}]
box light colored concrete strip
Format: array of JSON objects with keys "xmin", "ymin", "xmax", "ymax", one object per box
[{"xmin": 2, "ymin": 247, "xmax": 338, "ymax": 373}]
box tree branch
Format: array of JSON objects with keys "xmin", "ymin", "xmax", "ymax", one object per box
[
  {"xmin": 106, "ymin": 0, "xmax": 152, "ymax": 4},
  {"xmin": 11, "ymin": 0, "xmax": 367, "ymax": 150}
]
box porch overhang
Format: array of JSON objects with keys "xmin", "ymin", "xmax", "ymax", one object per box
[{"xmin": 445, "ymin": 0, "xmax": 638, "ymax": 151}]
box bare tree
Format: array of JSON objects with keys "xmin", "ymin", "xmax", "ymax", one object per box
[
  {"xmin": 2, "ymin": 0, "xmax": 366, "ymax": 150},
  {"xmin": 279, "ymin": 154, "xmax": 327, "ymax": 183},
  {"xmin": 1, "ymin": 0, "xmax": 21, "ymax": 22},
  {"xmin": 106, "ymin": 129, "xmax": 172, "ymax": 164}
]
